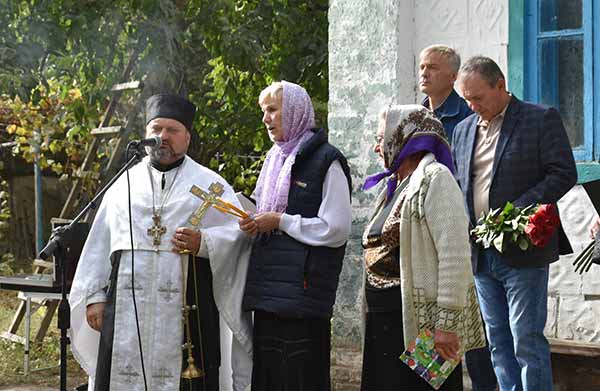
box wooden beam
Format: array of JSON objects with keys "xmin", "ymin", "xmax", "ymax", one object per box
[
  {"xmin": 35, "ymin": 300, "xmax": 58, "ymax": 343},
  {"xmin": 549, "ymin": 338, "xmax": 600, "ymax": 357},
  {"xmin": 111, "ymin": 81, "xmax": 142, "ymax": 92},
  {"xmin": 32, "ymin": 259, "xmax": 53, "ymax": 269},
  {"xmin": 7, "ymin": 300, "xmax": 26, "ymax": 334},
  {"xmin": 1, "ymin": 331, "xmax": 25, "ymax": 345},
  {"xmin": 90, "ymin": 126, "xmax": 124, "ymax": 136}
]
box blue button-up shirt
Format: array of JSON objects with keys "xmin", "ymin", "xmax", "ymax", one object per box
[{"xmin": 421, "ymin": 89, "xmax": 472, "ymax": 142}]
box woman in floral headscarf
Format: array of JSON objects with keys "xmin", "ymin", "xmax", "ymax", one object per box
[
  {"xmin": 361, "ymin": 105, "xmax": 485, "ymax": 391},
  {"xmin": 239, "ymin": 81, "xmax": 352, "ymax": 391}
]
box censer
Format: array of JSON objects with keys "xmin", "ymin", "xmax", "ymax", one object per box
[
  {"xmin": 180, "ymin": 255, "xmax": 205, "ymax": 379},
  {"xmin": 178, "ymin": 181, "xmax": 248, "ymax": 380}
]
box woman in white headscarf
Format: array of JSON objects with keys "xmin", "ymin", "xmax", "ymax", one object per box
[
  {"xmin": 361, "ymin": 105, "xmax": 485, "ymax": 391},
  {"xmin": 239, "ymin": 81, "xmax": 352, "ymax": 391}
]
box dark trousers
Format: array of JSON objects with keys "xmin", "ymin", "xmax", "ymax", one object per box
[
  {"xmin": 251, "ymin": 311, "xmax": 331, "ymax": 391},
  {"xmin": 361, "ymin": 286, "xmax": 462, "ymax": 391},
  {"xmin": 465, "ymin": 341, "xmax": 497, "ymax": 391}
]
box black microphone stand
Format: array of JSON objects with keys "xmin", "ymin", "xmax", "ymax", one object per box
[{"xmin": 38, "ymin": 145, "xmax": 144, "ymax": 391}]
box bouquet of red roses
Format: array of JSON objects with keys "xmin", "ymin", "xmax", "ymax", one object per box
[{"xmin": 471, "ymin": 202, "xmax": 560, "ymax": 253}]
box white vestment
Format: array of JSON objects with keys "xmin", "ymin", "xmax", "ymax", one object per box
[{"xmin": 69, "ymin": 155, "xmax": 253, "ymax": 391}]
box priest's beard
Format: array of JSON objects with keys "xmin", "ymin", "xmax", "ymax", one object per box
[{"xmin": 147, "ymin": 146, "xmax": 185, "ymax": 166}]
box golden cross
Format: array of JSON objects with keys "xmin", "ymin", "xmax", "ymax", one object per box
[
  {"xmin": 147, "ymin": 213, "xmax": 167, "ymax": 246},
  {"xmin": 188, "ymin": 182, "xmax": 225, "ymax": 226}
]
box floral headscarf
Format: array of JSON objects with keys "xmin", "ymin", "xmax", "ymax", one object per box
[
  {"xmin": 253, "ymin": 81, "xmax": 316, "ymax": 213},
  {"xmin": 363, "ymin": 105, "xmax": 454, "ymax": 200}
]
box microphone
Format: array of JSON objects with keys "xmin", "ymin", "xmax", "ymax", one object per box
[{"xmin": 129, "ymin": 136, "xmax": 162, "ymax": 150}]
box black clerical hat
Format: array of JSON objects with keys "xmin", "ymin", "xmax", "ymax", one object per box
[{"xmin": 145, "ymin": 94, "xmax": 196, "ymax": 132}]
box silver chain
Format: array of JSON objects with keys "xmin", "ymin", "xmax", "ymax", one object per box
[{"xmin": 147, "ymin": 160, "xmax": 184, "ymax": 217}]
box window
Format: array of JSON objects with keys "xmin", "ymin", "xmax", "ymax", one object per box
[{"xmin": 524, "ymin": 0, "xmax": 597, "ymax": 161}]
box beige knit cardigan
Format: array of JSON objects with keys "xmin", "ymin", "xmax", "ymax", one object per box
[{"xmin": 389, "ymin": 153, "xmax": 485, "ymax": 352}]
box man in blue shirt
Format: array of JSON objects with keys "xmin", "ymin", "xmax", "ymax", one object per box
[
  {"xmin": 419, "ymin": 44, "xmax": 472, "ymax": 141},
  {"xmin": 419, "ymin": 45, "xmax": 498, "ymax": 391}
]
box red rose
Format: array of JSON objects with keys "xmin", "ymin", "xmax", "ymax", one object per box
[
  {"xmin": 534, "ymin": 204, "xmax": 560, "ymax": 228},
  {"xmin": 526, "ymin": 204, "xmax": 559, "ymax": 247},
  {"xmin": 529, "ymin": 209, "xmax": 546, "ymax": 226},
  {"xmin": 524, "ymin": 223, "xmax": 538, "ymax": 237},
  {"xmin": 547, "ymin": 208, "xmax": 560, "ymax": 227},
  {"xmin": 528, "ymin": 226, "xmax": 551, "ymax": 247}
]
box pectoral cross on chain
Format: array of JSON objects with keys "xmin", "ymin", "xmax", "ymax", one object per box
[
  {"xmin": 148, "ymin": 213, "xmax": 167, "ymax": 247},
  {"xmin": 188, "ymin": 182, "xmax": 225, "ymax": 226}
]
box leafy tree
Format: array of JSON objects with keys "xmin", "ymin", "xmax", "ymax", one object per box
[{"xmin": 0, "ymin": 0, "xmax": 328, "ymax": 262}]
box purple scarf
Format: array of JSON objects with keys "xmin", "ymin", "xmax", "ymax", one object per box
[
  {"xmin": 363, "ymin": 105, "xmax": 454, "ymax": 201},
  {"xmin": 254, "ymin": 81, "xmax": 315, "ymax": 213}
]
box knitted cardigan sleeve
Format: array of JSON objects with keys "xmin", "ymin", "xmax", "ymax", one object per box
[{"xmin": 423, "ymin": 167, "xmax": 474, "ymax": 332}]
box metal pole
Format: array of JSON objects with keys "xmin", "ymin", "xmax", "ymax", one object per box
[
  {"xmin": 33, "ymin": 129, "xmax": 43, "ymax": 254},
  {"xmin": 24, "ymin": 296, "xmax": 31, "ymax": 377}
]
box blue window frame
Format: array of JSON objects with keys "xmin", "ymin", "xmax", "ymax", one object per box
[{"xmin": 524, "ymin": 0, "xmax": 597, "ymax": 162}]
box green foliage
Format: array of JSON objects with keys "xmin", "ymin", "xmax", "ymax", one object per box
[
  {"xmin": 182, "ymin": 0, "xmax": 329, "ymax": 193},
  {"xmin": 0, "ymin": 0, "xmax": 329, "ymax": 197},
  {"xmin": 0, "ymin": 253, "xmax": 14, "ymax": 277}
]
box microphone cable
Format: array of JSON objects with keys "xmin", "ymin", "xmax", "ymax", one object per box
[{"xmin": 125, "ymin": 143, "xmax": 148, "ymax": 391}]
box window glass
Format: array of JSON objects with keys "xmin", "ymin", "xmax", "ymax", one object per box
[
  {"xmin": 539, "ymin": 37, "xmax": 584, "ymax": 148},
  {"xmin": 540, "ymin": 0, "xmax": 582, "ymax": 32}
]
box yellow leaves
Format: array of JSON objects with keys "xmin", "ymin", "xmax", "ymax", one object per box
[
  {"xmin": 68, "ymin": 88, "xmax": 82, "ymax": 100},
  {"xmin": 51, "ymin": 162, "xmax": 64, "ymax": 175},
  {"xmin": 48, "ymin": 140, "xmax": 62, "ymax": 154},
  {"xmin": 11, "ymin": 95, "xmax": 23, "ymax": 111},
  {"xmin": 32, "ymin": 118, "xmax": 43, "ymax": 130},
  {"xmin": 15, "ymin": 127, "xmax": 30, "ymax": 137},
  {"xmin": 39, "ymin": 156, "xmax": 49, "ymax": 169},
  {"xmin": 42, "ymin": 159, "xmax": 64, "ymax": 175},
  {"xmin": 1, "ymin": 79, "xmax": 101, "ymax": 193}
]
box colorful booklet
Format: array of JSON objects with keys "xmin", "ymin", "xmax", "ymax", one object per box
[{"xmin": 399, "ymin": 329, "xmax": 460, "ymax": 390}]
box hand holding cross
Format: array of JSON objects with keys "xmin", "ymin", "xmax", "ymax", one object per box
[
  {"xmin": 188, "ymin": 182, "xmax": 226, "ymax": 226},
  {"xmin": 173, "ymin": 182, "xmax": 226, "ymax": 255}
]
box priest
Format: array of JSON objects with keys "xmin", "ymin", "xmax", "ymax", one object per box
[{"xmin": 69, "ymin": 94, "xmax": 253, "ymax": 391}]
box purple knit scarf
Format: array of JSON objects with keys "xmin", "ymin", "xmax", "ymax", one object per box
[
  {"xmin": 363, "ymin": 105, "xmax": 454, "ymax": 201},
  {"xmin": 254, "ymin": 81, "xmax": 315, "ymax": 213}
]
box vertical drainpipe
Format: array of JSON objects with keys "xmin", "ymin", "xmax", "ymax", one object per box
[{"xmin": 33, "ymin": 129, "xmax": 43, "ymax": 256}]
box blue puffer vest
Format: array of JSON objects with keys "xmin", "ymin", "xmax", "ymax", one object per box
[{"xmin": 243, "ymin": 128, "xmax": 352, "ymax": 318}]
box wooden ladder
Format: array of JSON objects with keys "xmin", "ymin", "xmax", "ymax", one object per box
[{"xmin": 2, "ymin": 51, "xmax": 145, "ymax": 344}]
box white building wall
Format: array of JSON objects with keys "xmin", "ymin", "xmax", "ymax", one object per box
[
  {"xmin": 329, "ymin": 0, "xmax": 418, "ymax": 348},
  {"xmin": 414, "ymin": 0, "xmax": 508, "ymax": 94},
  {"xmin": 554, "ymin": 189, "xmax": 600, "ymax": 343}
]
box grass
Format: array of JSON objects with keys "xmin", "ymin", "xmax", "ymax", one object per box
[{"xmin": 0, "ymin": 290, "xmax": 87, "ymax": 389}]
